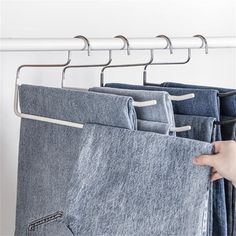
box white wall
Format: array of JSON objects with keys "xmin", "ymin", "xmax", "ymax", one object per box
[{"xmin": 0, "ymin": 0, "xmax": 236, "ymax": 235}]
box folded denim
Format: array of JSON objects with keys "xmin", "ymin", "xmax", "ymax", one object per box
[
  {"xmin": 66, "ymin": 123, "xmax": 213, "ymax": 236},
  {"xmin": 161, "ymin": 82, "xmax": 236, "ymax": 117},
  {"xmin": 174, "ymin": 114, "xmax": 216, "ymax": 142},
  {"xmin": 137, "ymin": 119, "xmax": 172, "ymax": 135},
  {"xmin": 19, "ymin": 85, "xmax": 137, "ymax": 130},
  {"xmin": 105, "ymin": 83, "xmax": 220, "ymax": 119},
  {"xmin": 105, "ymin": 83, "xmax": 222, "ymax": 142},
  {"xmin": 89, "ymin": 86, "xmax": 175, "ymax": 126},
  {"xmin": 105, "ymin": 83, "xmax": 226, "ymax": 236},
  {"xmin": 15, "ymin": 85, "xmax": 137, "ymax": 235}
]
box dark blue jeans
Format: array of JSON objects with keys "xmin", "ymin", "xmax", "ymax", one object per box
[{"xmin": 161, "ymin": 82, "xmax": 236, "ymax": 117}]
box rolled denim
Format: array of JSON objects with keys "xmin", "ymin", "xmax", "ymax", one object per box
[
  {"xmin": 66, "ymin": 123, "xmax": 213, "ymax": 236},
  {"xmin": 89, "ymin": 86, "xmax": 175, "ymax": 126},
  {"xmin": 137, "ymin": 119, "xmax": 172, "ymax": 135},
  {"xmin": 15, "ymin": 85, "xmax": 137, "ymax": 235},
  {"xmin": 105, "ymin": 83, "xmax": 226, "ymax": 236},
  {"xmin": 161, "ymin": 82, "xmax": 236, "ymax": 117},
  {"xmin": 174, "ymin": 114, "xmax": 216, "ymax": 142}
]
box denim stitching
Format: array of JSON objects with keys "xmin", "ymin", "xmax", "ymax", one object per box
[{"xmin": 27, "ymin": 211, "xmax": 63, "ymax": 233}]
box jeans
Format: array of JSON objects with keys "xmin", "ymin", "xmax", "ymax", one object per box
[
  {"xmin": 161, "ymin": 82, "xmax": 236, "ymax": 117},
  {"xmin": 66, "ymin": 123, "xmax": 213, "ymax": 236},
  {"xmin": 89, "ymin": 86, "xmax": 175, "ymax": 128},
  {"xmin": 221, "ymin": 117, "xmax": 236, "ymax": 141},
  {"xmin": 105, "ymin": 83, "xmax": 227, "ymax": 236},
  {"xmin": 174, "ymin": 114, "xmax": 216, "ymax": 142},
  {"xmin": 138, "ymin": 119, "xmax": 172, "ymax": 135},
  {"xmin": 161, "ymin": 82, "xmax": 236, "ymax": 236},
  {"xmin": 15, "ymin": 85, "xmax": 137, "ymax": 235},
  {"xmin": 105, "ymin": 83, "xmax": 220, "ymax": 120}
]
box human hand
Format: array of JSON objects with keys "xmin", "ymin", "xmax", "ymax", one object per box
[{"xmin": 192, "ymin": 141, "xmax": 236, "ymax": 187}]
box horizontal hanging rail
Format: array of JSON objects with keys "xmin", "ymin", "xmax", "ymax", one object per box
[{"xmin": 0, "ymin": 37, "xmax": 236, "ymax": 51}]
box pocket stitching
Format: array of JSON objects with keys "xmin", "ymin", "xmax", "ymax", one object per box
[{"xmin": 28, "ymin": 211, "xmax": 63, "ymax": 232}]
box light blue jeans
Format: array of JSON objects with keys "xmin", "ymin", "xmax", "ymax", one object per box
[
  {"xmin": 66, "ymin": 123, "xmax": 213, "ymax": 236},
  {"xmin": 105, "ymin": 82, "xmax": 227, "ymax": 236},
  {"xmin": 15, "ymin": 85, "xmax": 137, "ymax": 235},
  {"xmin": 90, "ymin": 86, "xmax": 175, "ymax": 135}
]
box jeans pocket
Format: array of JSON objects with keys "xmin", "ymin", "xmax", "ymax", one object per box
[{"xmin": 27, "ymin": 211, "xmax": 73, "ymax": 236}]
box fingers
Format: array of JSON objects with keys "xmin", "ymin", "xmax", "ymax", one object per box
[
  {"xmin": 210, "ymin": 171, "xmax": 223, "ymax": 181},
  {"xmin": 212, "ymin": 141, "xmax": 222, "ymax": 154},
  {"xmin": 192, "ymin": 155, "xmax": 216, "ymax": 167}
]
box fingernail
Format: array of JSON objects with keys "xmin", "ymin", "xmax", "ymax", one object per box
[{"xmin": 192, "ymin": 158, "xmax": 198, "ymax": 164}]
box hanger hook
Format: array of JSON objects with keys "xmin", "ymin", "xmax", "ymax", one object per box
[
  {"xmin": 74, "ymin": 35, "xmax": 91, "ymax": 56},
  {"xmin": 62, "ymin": 49, "xmax": 113, "ymax": 89},
  {"xmin": 193, "ymin": 34, "xmax": 208, "ymax": 54},
  {"xmin": 114, "ymin": 35, "xmax": 130, "ymax": 55},
  {"xmin": 156, "ymin": 35, "xmax": 173, "ymax": 54},
  {"xmin": 14, "ymin": 40, "xmax": 74, "ymax": 120}
]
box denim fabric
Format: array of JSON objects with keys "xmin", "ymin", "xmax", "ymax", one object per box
[
  {"xmin": 66, "ymin": 123, "xmax": 213, "ymax": 236},
  {"xmin": 105, "ymin": 83, "xmax": 226, "ymax": 236},
  {"xmin": 174, "ymin": 114, "xmax": 216, "ymax": 142},
  {"xmin": 221, "ymin": 117, "xmax": 236, "ymax": 141},
  {"xmin": 161, "ymin": 82, "xmax": 236, "ymax": 117},
  {"xmin": 89, "ymin": 86, "xmax": 175, "ymax": 127},
  {"xmin": 138, "ymin": 119, "xmax": 171, "ymax": 135},
  {"xmin": 105, "ymin": 83, "xmax": 220, "ymax": 119},
  {"xmin": 174, "ymin": 114, "xmax": 216, "ymax": 236},
  {"xmin": 15, "ymin": 85, "xmax": 137, "ymax": 235},
  {"xmin": 161, "ymin": 82, "xmax": 236, "ymax": 236},
  {"xmin": 221, "ymin": 116, "xmax": 236, "ymax": 236},
  {"xmin": 19, "ymin": 85, "xmax": 137, "ymax": 130},
  {"xmin": 27, "ymin": 213, "xmax": 72, "ymax": 236}
]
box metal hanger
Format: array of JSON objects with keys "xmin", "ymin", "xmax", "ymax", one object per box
[
  {"xmin": 214, "ymin": 119, "xmax": 236, "ymax": 126},
  {"xmin": 100, "ymin": 35, "xmax": 194, "ymax": 101},
  {"xmin": 143, "ymin": 35, "xmax": 191, "ymax": 86},
  {"xmin": 194, "ymin": 34, "xmax": 236, "ymax": 98},
  {"xmin": 100, "ymin": 35, "xmax": 154, "ymax": 87},
  {"xmin": 14, "ymin": 48, "xmax": 85, "ymax": 128},
  {"xmin": 61, "ymin": 35, "xmax": 157, "ymax": 108},
  {"xmin": 99, "ymin": 35, "xmax": 192, "ymax": 132},
  {"xmin": 194, "ymin": 35, "xmax": 236, "ymax": 126},
  {"xmin": 61, "ymin": 35, "xmax": 113, "ymax": 89},
  {"xmin": 187, "ymin": 35, "xmax": 236, "ymax": 126},
  {"xmin": 193, "ymin": 34, "xmax": 208, "ymax": 54},
  {"xmin": 14, "ymin": 37, "xmax": 158, "ymax": 129}
]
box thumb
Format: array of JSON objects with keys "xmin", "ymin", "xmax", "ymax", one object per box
[{"xmin": 192, "ymin": 154, "xmax": 216, "ymax": 168}]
